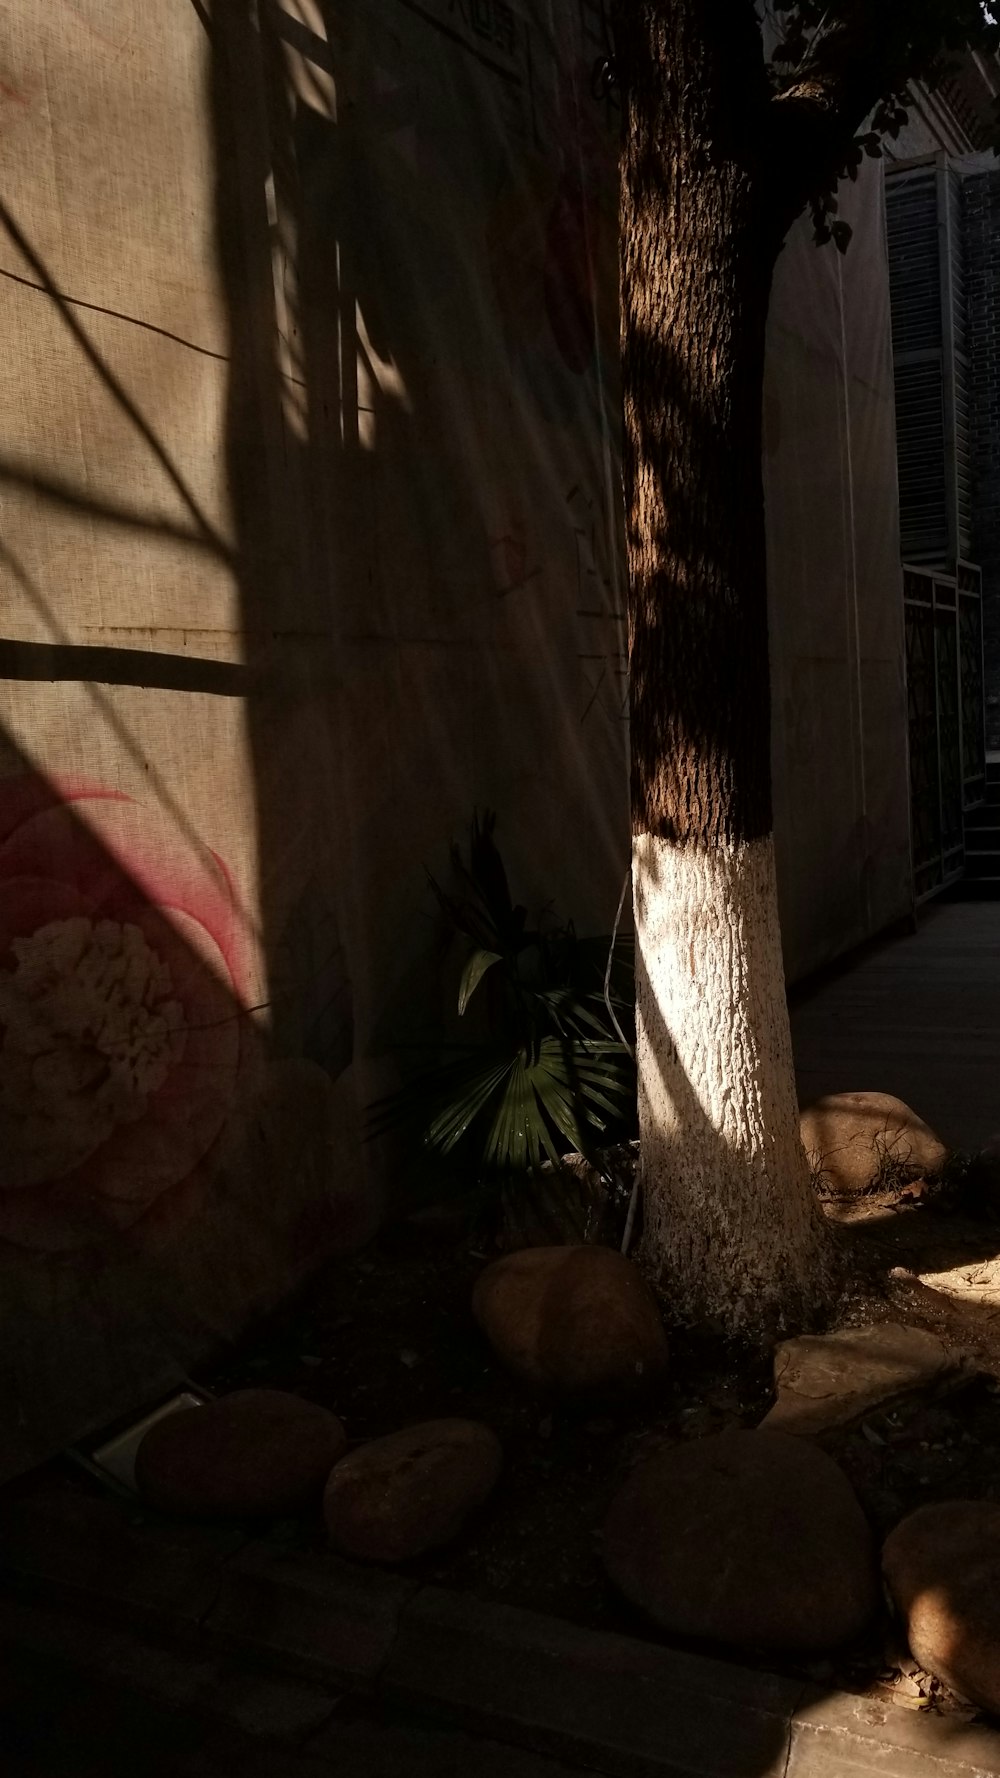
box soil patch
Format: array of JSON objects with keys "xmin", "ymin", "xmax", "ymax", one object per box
[
  {"xmin": 16, "ymin": 1207, "xmax": 1000, "ymax": 1723},
  {"xmin": 200, "ymin": 1216, "xmax": 1000, "ymax": 1708},
  {"xmin": 202, "ymin": 1224, "xmax": 773, "ymax": 1631}
]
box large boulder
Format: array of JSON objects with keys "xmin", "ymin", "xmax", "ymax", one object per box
[
  {"xmin": 800, "ymin": 1092, "xmax": 948, "ymax": 1199},
  {"xmin": 324, "ymin": 1419, "xmax": 501, "ymax": 1562},
  {"xmin": 135, "ymin": 1389, "xmax": 346, "ymax": 1518},
  {"xmin": 883, "ymin": 1502, "xmax": 1000, "ymax": 1713},
  {"xmin": 472, "ymin": 1245, "xmax": 668, "ymax": 1399},
  {"xmin": 602, "ymin": 1429, "xmax": 878, "ymax": 1654}
]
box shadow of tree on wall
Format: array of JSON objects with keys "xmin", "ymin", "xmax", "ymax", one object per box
[
  {"xmin": 204, "ymin": 0, "xmax": 637, "ymax": 1197},
  {"xmin": 0, "ymin": 7, "xmax": 364, "ymax": 1473},
  {"xmin": 0, "ymin": 11, "xmax": 997, "ymax": 1764}
]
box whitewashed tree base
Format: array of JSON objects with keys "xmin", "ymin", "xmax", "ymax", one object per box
[{"xmin": 633, "ymin": 831, "xmax": 832, "ymax": 1333}]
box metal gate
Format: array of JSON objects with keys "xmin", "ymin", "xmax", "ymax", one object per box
[{"xmin": 904, "ymin": 562, "xmax": 986, "ymax": 900}]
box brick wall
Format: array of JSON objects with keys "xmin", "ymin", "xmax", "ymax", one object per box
[{"xmin": 963, "ymin": 167, "xmax": 1000, "ymax": 751}]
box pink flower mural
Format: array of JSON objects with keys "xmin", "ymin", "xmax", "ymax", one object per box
[{"xmin": 0, "ymin": 776, "xmax": 250, "ymax": 1252}]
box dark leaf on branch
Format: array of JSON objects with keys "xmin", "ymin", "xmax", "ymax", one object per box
[{"xmin": 458, "ymin": 948, "xmax": 503, "ymax": 1016}]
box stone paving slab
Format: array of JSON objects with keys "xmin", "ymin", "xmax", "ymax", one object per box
[
  {"xmin": 205, "ymin": 1541, "xmax": 418, "ymax": 1687},
  {"xmin": 787, "ymin": 1688, "xmax": 1000, "ymax": 1778},
  {"xmin": 0, "ymin": 1619, "xmax": 587, "ymax": 1777},
  {"xmin": 4, "ymin": 1484, "xmax": 1000, "ymax": 1777},
  {"xmin": 384, "ymin": 1585, "xmax": 800, "ymax": 1777},
  {"xmin": 1, "ymin": 1635, "xmax": 215, "ymax": 1778},
  {"xmin": 760, "ymin": 1323, "xmax": 975, "ymax": 1439},
  {"xmin": 0, "ymin": 1594, "xmax": 337, "ymax": 1744},
  {"xmin": 0, "ymin": 1489, "xmax": 245, "ymax": 1632},
  {"xmin": 309, "ymin": 1711, "xmax": 594, "ymax": 1776},
  {"xmin": 790, "ymin": 902, "xmax": 1000, "ymax": 1157}
]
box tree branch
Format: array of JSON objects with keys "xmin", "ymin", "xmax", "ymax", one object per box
[
  {"xmin": 766, "ymin": 0, "xmax": 995, "ymax": 224},
  {"xmin": 769, "ymin": 9, "xmax": 910, "ymax": 209}
]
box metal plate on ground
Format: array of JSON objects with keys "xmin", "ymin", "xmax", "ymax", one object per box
[{"xmin": 87, "ymin": 1390, "xmax": 211, "ymax": 1491}]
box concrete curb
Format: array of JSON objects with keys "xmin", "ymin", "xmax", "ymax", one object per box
[
  {"xmin": 383, "ymin": 1588, "xmax": 1000, "ymax": 1778},
  {"xmin": 206, "ymin": 1541, "xmax": 419, "ymax": 1685},
  {"xmin": 2, "ymin": 1489, "xmax": 1000, "ymax": 1776}
]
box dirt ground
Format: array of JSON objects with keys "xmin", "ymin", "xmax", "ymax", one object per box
[
  {"xmin": 12, "ymin": 1181, "xmax": 1000, "ymax": 1723},
  {"xmin": 189, "ymin": 1191, "xmax": 1000, "ymax": 1718}
]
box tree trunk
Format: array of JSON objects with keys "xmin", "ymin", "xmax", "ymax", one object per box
[{"xmin": 616, "ymin": 2, "xmax": 835, "ymax": 1335}]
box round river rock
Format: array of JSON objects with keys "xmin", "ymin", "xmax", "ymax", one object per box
[
  {"xmin": 800, "ymin": 1091, "xmax": 948, "ymax": 1199},
  {"xmin": 602, "ymin": 1428, "xmax": 878, "ymax": 1654},
  {"xmin": 324, "ymin": 1418, "xmax": 502, "ymax": 1562},
  {"xmin": 472, "ymin": 1244, "xmax": 668, "ymax": 1398},
  {"xmin": 883, "ymin": 1501, "xmax": 1000, "ymax": 1712},
  {"xmin": 135, "ymin": 1389, "xmax": 347, "ymax": 1518}
]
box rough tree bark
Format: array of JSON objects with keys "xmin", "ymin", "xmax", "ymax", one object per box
[{"xmin": 616, "ymin": 2, "xmax": 836, "ymax": 1334}]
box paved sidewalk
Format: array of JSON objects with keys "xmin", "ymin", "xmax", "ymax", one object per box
[
  {"xmin": 791, "ymin": 901, "xmax": 1000, "ymax": 1154},
  {"xmin": 1, "ymin": 1638, "xmax": 581, "ymax": 1778},
  {"xmin": 3, "ymin": 1488, "xmax": 1000, "ymax": 1778}
]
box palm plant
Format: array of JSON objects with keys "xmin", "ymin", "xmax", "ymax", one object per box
[{"xmin": 370, "ymin": 812, "xmax": 636, "ymax": 1181}]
